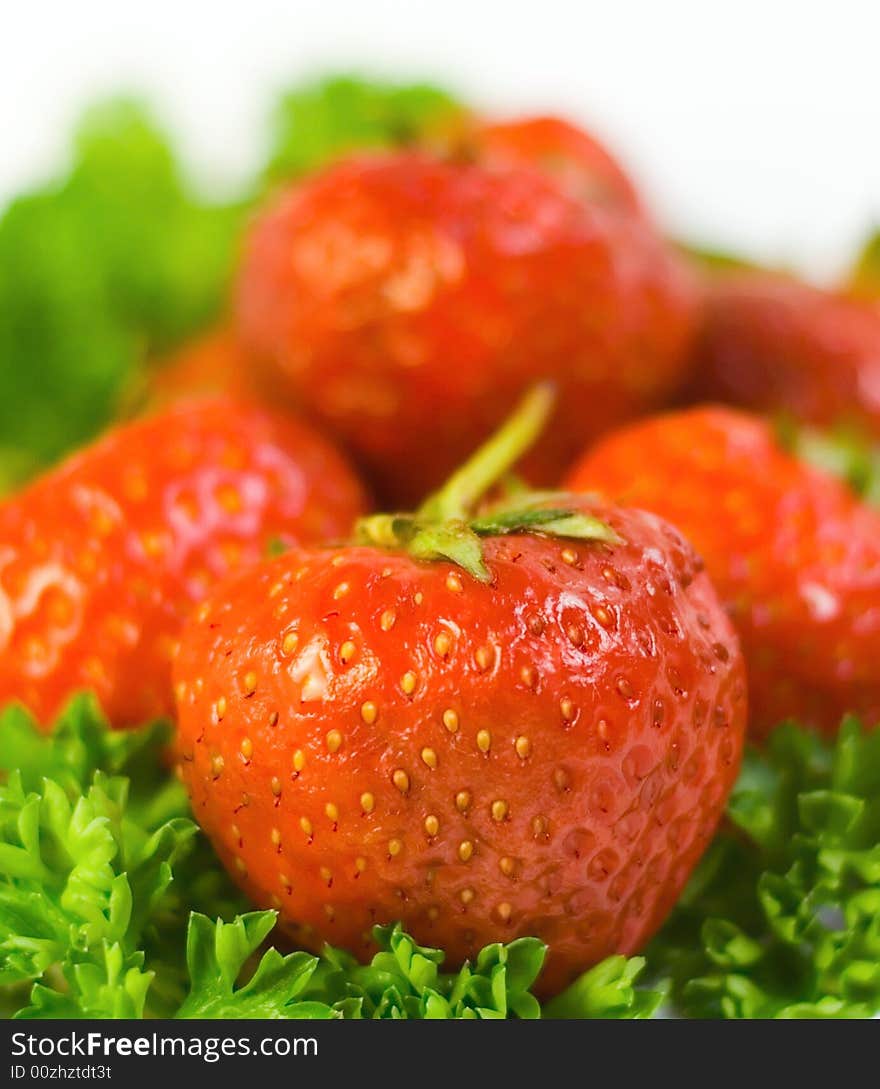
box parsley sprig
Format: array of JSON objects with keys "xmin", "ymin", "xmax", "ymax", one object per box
[{"xmin": 651, "ymin": 719, "xmax": 880, "ymax": 1017}]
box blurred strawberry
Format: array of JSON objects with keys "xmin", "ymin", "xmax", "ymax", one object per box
[
  {"xmin": 236, "ymin": 152, "xmax": 698, "ymax": 505},
  {"xmin": 567, "ymin": 405, "xmax": 880, "ymax": 739},
  {"xmin": 134, "ymin": 326, "xmax": 296, "ymax": 418},
  {"xmin": 146, "ymin": 328, "xmax": 261, "ymax": 407},
  {"xmin": 688, "ymin": 269, "xmax": 880, "ymax": 436},
  {"xmin": 0, "ymin": 397, "xmax": 366, "ymax": 728},
  {"xmin": 473, "ymin": 115, "xmax": 643, "ymax": 216}
]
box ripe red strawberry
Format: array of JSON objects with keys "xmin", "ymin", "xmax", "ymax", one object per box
[
  {"xmin": 174, "ymin": 389, "xmax": 745, "ymax": 992},
  {"xmin": 473, "ymin": 114, "xmax": 643, "ymax": 216},
  {"xmin": 0, "ymin": 397, "xmax": 366, "ymax": 728},
  {"xmin": 688, "ymin": 269, "xmax": 880, "ymax": 436},
  {"xmin": 567, "ymin": 405, "xmax": 880, "ymax": 739},
  {"xmin": 236, "ymin": 151, "xmax": 698, "ymax": 505},
  {"xmin": 145, "ymin": 328, "xmax": 265, "ymax": 408},
  {"xmin": 133, "ymin": 327, "xmax": 296, "ymax": 418}
]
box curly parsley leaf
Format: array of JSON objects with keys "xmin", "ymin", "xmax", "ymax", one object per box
[
  {"xmin": 17, "ymin": 943, "xmax": 154, "ymax": 1020},
  {"xmin": 0, "ymin": 693, "xmax": 178, "ymax": 817},
  {"xmin": 0, "ymin": 768, "xmax": 194, "ymax": 999},
  {"xmin": 176, "ymin": 912, "xmax": 331, "ymax": 1019},
  {"xmin": 171, "ymin": 912, "xmax": 655, "ymax": 1020},
  {"xmin": 651, "ymin": 718, "xmax": 880, "ymax": 1018},
  {"xmin": 0, "ymin": 696, "xmax": 202, "ymax": 1016},
  {"xmin": 544, "ymin": 956, "xmax": 662, "ymax": 1019},
  {"xmin": 301, "ymin": 924, "xmax": 542, "ymax": 1019}
]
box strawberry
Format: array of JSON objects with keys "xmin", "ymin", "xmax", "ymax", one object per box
[
  {"xmin": 235, "ymin": 151, "xmax": 698, "ymax": 505},
  {"xmin": 688, "ymin": 269, "xmax": 880, "ymax": 437},
  {"xmin": 131, "ymin": 326, "xmax": 295, "ymax": 417},
  {"xmin": 145, "ymin": 328, "xmax": 265, "ymax": 408},
  {"xmin": 0, "ymin": 397, "xmax": 366, "ymax": 728},
  {"xmin": 567, "ymin": 405, "xmax": 880, "ymax": 739},
  {"xmin": 473, "ymin": 114, "xmax": 643, "ymax": 216},
  {"xmin": 174, "ymin": 388, "xmax": 746, "ymax": 992}
]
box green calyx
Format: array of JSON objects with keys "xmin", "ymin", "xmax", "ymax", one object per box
[{"xmin": 355, "ymin": 384, "xmax": 620, "ymax": 582}]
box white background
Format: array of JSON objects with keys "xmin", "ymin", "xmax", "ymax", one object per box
[{"xmin": 1, "ymin": 0, "xmax": 878, "ymax": 279}]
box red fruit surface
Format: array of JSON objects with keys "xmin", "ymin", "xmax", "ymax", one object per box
[
  {"xmin": 0, "ymin": 397, "xmax": 366, "ymax": 728},
  {"xmin": 567, "ymin": 406, "xmax": 880, "ymax": 739},
  {"xmin": 236, "ymin": 153, "xmax": 698, "ymax": 505},
  {"xmin": 174, "ymin": 499, "xmax": 745, "ymax": 992},
  {"xmin": 689, "ymin": 270, "xmax": 880, "ymax": 436},
  {"xmin": 475, "ymin": 115, "xmax": 643, "ymax": 216},
  {"xmin": 147, "ymin": 328, "xmax": 267, "ymax": 408}
]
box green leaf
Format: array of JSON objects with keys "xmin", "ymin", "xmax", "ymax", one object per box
[
  {"xmin": 0, "ymin": 693, "xmax": 179, "ymax": 819},
  {"xmin": 16, "ymin": 943, "xmax": 154, "ymax": 1019},
  {"xmin": 786, "ymin": 424, "xmax": 880, "ymax": 506},
  {"xmin": 473, "ymin": 506, "xmax": 620, "ymax": 545},
  {"xmin": 176, "ymin": 912, "xmax": 325, "ymax": 1019},
  {"xmin": 544, "ymin": 956, "xmax": 662, "ymax": 1019},
  {"xmin": 678, "ymin": 242, "xmax": 766, "ymax": 274},
  {"xmin": 848, "ymin": 228, "xmax": 880, "ymax": 299},
  {"xmin": 265, "ymin": 74, "xmax": 465, "ymax": 183},
  {"xmin": 0, "ymin": 764, "xmax": 194, "ymax": 992},
  {"xmin": 651, "ymin": 718, "xmax": 880, "ymax": 1019},
  {"xmin": 408, "ymin": 522, "xmax": 490, "ymax": 582},
  {"xmin": 289, "ymin": 923, "xmax": 652, "ymax": 1020},
  {"xmin": 493, "ymin": 938, "xmax": 546, "ymax": 995},
  {"xmin": 0, "ymin": 99, "xmax": 242, "ymax": 487},
  {"xmin": 0, "ymin": 697, "xmax": 210, "ymax": 1017}
]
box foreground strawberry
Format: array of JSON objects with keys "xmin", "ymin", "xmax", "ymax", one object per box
[
  {"xmin": 688, "ymin": 269, "xmax": 880, "ymax": 436},
  {"xmin": 175, "ymin": 388, "xmax": 746, "ymax": 992},
  {"xmin": 567, "ymin": 406, "xmax": 880, "ymax": 738},
  {"xmin": 0, "ymin": 397, "xmax": 366, "ymax": 728},
  {"xmin": 236, "ymin": 151, "xmax": 698, "ymax": 504}
]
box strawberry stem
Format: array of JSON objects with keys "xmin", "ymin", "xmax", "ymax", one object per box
[
  {"xmin": 355, "ymin": 382, "xmax": 618, "ymax": 583},
  {"xmin": 416, "ymin": 382, "xmax": 556, "ymax": 522}
]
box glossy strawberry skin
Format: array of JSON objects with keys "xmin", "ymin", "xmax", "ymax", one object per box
[
  {"xmin": 236, "ymin": 153, "xmax": 698, "ymax": 505},
  {"xmin": 0, "ymin": 397, "xmax": 366, "ymax": 729},
  {"xmin": 474, "ymin": 115, "xmax": 643, "ymax": 216},
  {"xmin": 174, "ymin": 499, "xmax": 745, "ymax": 992},
  {"xmin": 689, "ymin": 270, "xmax": 880, "ymax": 435},
  {"xmin": 568, "ymin": 406, "xmax": 880, "ymax": 738}
]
